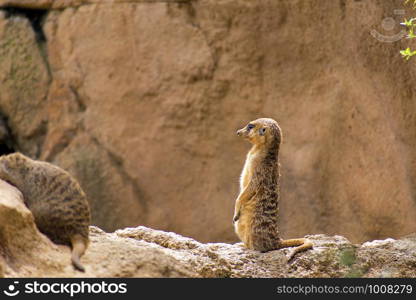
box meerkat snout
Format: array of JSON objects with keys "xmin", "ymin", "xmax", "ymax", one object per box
[
  {"xmin": 237, "ymin": 122, "xmax": 269, "ymax": 144},
  {"xmin": 237, "ymin": 123, "xmax": 255, "ymax": 138}
]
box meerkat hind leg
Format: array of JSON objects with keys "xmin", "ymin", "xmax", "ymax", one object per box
[{"xmin": 279, "ymin": 238, "xmax": 313, "ymax": 261}]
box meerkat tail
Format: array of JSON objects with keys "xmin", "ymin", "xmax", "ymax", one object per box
[
  {"xmin": 70, "ymin": 234, "xmax": 87, "ymax": 272},
  {"xmin": 279, "ymin": 238, "xmax": 313, "ymax": 261}
]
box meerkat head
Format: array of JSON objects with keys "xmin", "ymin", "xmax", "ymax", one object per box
[
  {"xmin": 237, "ymin": 118, "xmax": 282, "ymax": 148},
  {"xmin": 0, "ymin": 152, "xmax": 30, "ymax": 183}
]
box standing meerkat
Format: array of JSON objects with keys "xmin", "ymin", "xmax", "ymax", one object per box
[
  {"xmin": 0, "ymin": 152, "xmax": 91, "ymax": 271},
  {"xmin": 233, "ymin": 118, "xmax": 312, "ymax": 260}
]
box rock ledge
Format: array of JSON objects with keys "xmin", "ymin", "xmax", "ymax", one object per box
[{"xmin": 0, "ymin": 179, "xmax": 415, "ymax": 278}]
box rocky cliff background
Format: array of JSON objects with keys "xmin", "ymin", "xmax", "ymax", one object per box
[{"xmin": 0, "ymin": 0, "xmax": 415, "ymax": 245}]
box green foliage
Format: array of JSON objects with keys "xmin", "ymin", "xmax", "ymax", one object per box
[
  {"xmin": 405, "ymin": 0, "xmax": 416, "ymax": 8},
  {"xmin": 401, "ymin": 1, "xmax": 416, "ymax": 60},
  {"xmin": 400, "ymin": 47, "xmax": 416, "ymax": 60},
  {"xmin": 401, "ymin": 17, "xmax": 416, "ymax": 27},
  {"xmin": 339, "ymin": 248, "xmax": 356, "ymax": 267},
  {"xmin": 339, "ymin": 247, "xmax": 368, "ymax": 278}
]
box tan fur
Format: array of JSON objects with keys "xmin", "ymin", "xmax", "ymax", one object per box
[
  {"xmin": 0, "ymin": 152, "xmax": 91, "ymax": 271},
  {"xmin": 71, "ymin": 234, "xmax": 88, "ymax": 272},
  {"xmin": 233, "ymin": 118, "xmax": 312, "ymax": 260}
]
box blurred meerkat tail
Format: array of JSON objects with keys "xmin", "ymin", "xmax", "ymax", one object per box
[
  {"xmin": 71, "ymin": 234, "xmax": 88, "ymax": 272},
  {"xmin": 279, "ymin": 238, "xmax": 313, "ymax": 262}
]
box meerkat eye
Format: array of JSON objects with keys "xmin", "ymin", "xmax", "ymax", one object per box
[{"xmin": 247, "ymin": 124, "xmax": 255, "ymax": 130}]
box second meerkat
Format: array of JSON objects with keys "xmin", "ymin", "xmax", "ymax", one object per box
[
  {"xmin": 233, "ymin": 118, "xmax": 312, "ymax": 259},
  {"xmin": 0, "ymin": 153, "xmax": 90, "ymax": 271}
]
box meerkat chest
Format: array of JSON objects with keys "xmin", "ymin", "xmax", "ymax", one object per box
[{"xmin": 240, "ymin": 152, "xmax": 259, "ymax": 191}]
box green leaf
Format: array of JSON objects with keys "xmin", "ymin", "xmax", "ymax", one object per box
[
  {"xmin": 401, "ymin": 18, "xmax": 416, "ymax": 27},
  {"xmin": 400, "ymin": 47, "xmax": 416, "ymax": 60},
  {"xmin": 407, "ymin": 28, "xmax": 416, "ymax": 39}
]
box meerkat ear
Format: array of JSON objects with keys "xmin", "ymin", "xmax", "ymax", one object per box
[
  {"xmin": 0, "ymin": 159, "xmax": 9, "ymax": 172},
  {"xmin": 259, "ymin": 127, "xmax": 266, "ymax": 136}
]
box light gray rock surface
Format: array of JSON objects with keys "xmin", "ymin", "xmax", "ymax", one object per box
[{"xmin": 1, "ymin": 178, "xmax": 415, "ymax": 278}]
